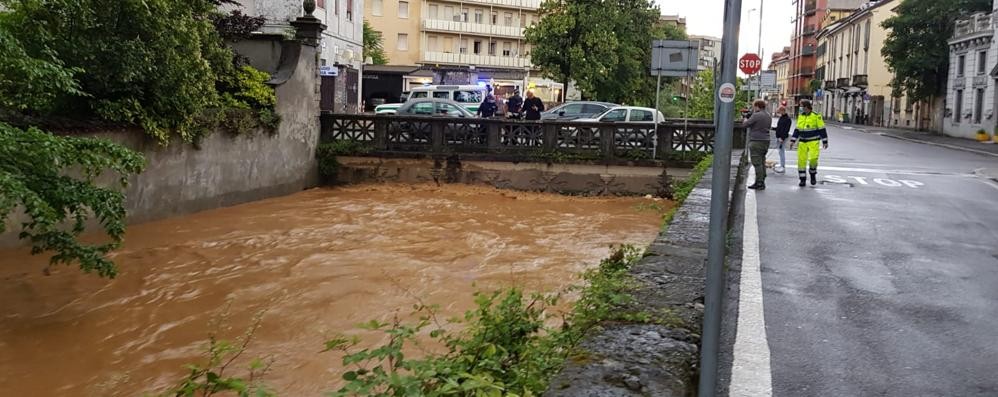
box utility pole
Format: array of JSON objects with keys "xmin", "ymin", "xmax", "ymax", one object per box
[
  {"xmin": 756, "ymin": 0, "xmax": 764, "ymax": 100},
  {"xmin": 698, "ymin": 0, "xmax": 740, "ymax": 396}
]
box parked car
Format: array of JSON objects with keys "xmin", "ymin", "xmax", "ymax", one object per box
[
  {"xmin": 541, "ymin": 101, "xmax": 618, "ymax": 121},
  {"xmin": 574, "ymin": 106, "xmax": 667, "ymax": 123},
  {"xmin": 395, "ymin": 98, "xmax": 477, "ymax": 118},
  {"xmin": 374, "ymin": 85, "xmax": 487, "ymax": 115}
]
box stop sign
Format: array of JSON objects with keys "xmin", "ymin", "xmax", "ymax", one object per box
[{"xmin": 739, "ymin": 53, "xmax": 762, "ymax": 75}]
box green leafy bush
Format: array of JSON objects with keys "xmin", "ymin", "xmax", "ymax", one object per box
[
  {"xmin": 0, "ymin": 122, "xmax": 145, "ymax": 277},
  {"xmin": 662, "ymin": 154, "xmax": 712, "ymax": 229},
  {"xmin": 316, "ymin": 141, "xmax": 374, "ymax": 180},
  {"xmin": 323, "ymin": 246, "xmax": 644, "ymax": 396}
]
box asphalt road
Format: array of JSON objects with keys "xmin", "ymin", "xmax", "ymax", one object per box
[{"xmin": 729, "ymin": 124, "xmax": 998, "ymax": 396}]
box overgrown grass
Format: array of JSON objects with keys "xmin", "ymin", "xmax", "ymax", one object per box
[
  {"xmin": 661, "ymin": 154, "xmax": 713, "ymax": 230},
  {"xmin": 316, "ymin": 140, "xmax": 375, "ymax": 181}
]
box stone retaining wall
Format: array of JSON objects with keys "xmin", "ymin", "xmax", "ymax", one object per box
[{"xmin": 544, "ymin": 152, "xmax": 747, "ymax": 397}]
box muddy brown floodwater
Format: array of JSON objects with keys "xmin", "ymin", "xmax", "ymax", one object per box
[{"xmin": 0, "ymin": 184, "xmax": 667, "ymax": 396}]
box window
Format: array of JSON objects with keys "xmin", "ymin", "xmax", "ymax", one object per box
[
  {"xmin": 958, "ymin": 55, "xmax": 966, "ymax": 77},
  {"xmin": 443, "ymin": 37, "xmax": 453, "ymax": 53},
  {"xmin": 502, "ymin": 42, "xmax": 511, "ymax": 56},
  {"xmin": 397, "ymin": 33, "xmax": 408, "ymax": 51},
  {"xmin": 893, "ymin": 97, "xmax": 902, "ymax": 114},
  {"xmin": 488, "ymin": 41, "xmax": 496, "ymax": 56},
  {"xmin": 601, "ymin": 109, "xmax": 627, "ymax": 122},
  {"xmin": 334, "ymin": 0, "xmax": 338, "ymax": 15},
  {"xmin": 346, "ymin": 0, "xmax": 353, "ymax": 20},
  {"xmin": 427, "ymin": 35, "xmax": 438, "ymax": 51},
  {"xmin": 955, "ymin": 90, "xmax": 964, "ymax": 123},
  {"xmin": 582, "ymin": 104, "xmax": 608, "ymax": 115},
  {"xmin": 505, "ymin": 12, "xmax": 513, "ymax": 26},
  {"xmin": 438, "ymin": 103, "xmax": 466, "ymax": 117},
  {"xmin": 492, "ymin": 11, "xmax": 498, "ymax": 25},
  {"xmin": 473, "ymin": 40, "xmax": 482, "ymax": 54},
  {"xmin": 371, "ymin": 0, "xmax": 382, "ymax": 15},
  {"xmin": 398, "ymin": 1, "xmax": 408, "ymax": 18},
  {"xmin": 444, "ymin": 6, "xmax": 454, "ymax": 20},
  {"xmin": 460, "ymin": 38, "xmax": 468, "ymax": 54},
  {"xmin": 630, "ymin": 109, "xmax": 655, "ymax": 122},
  {"xmin": 428, "ymin": 4, "xmax": 437, "ymax": 18},
  {"xmin": 411, "ymin": 91, "xmax": 428, "ymax": 99},
  {"xmin": 975, "ymin": 88, "xmax": 984, "ymax": 123},
  {"xmin": 461, "ymin": 8, "xmax": 469, "ymax": 22},
  {"xmin": 559, "ymin": 104, "xmax": 585, "ymax": 115},
  {"xmin": 979, "ymin": 51, "xmax": 987, "ymax": 75},
  {"xmin": 409, "ymin": 102, "xmax": 435, "ymax": 115},
  {"xmin": 454, "ymin": 90, "xmax": 484, "ymax": 103},
  {"xmin": 433, "ymin": 91, "xmax": 450, "ymax": 99},
  {"xmin": 864, "ymin": 19, "xmax": 871, "ymax": 50},
  {"xmin": 475, "ymin": 9, "xmax": 483, "ymax": 24}
]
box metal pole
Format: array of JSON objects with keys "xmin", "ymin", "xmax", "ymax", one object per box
[
  {"xmin": 756, "ymin": 0, "xmax": 764, "ymax": 100},
  {"xmin": 655, "ymin": 73, "xmax": 662, "ymax": 157},
  {"xmin": 699, "ymin": 0, "xmax": 740, "ymax": 395}
]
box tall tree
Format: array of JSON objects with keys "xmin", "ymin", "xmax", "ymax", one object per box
[
  {"xmin": 882, "ymin": 0, "xmax": 991, "ymax": 101},
  {"xmin": 363, "ymin": 20, "xmax": 388, "ymax": 65},
  {"xmin": 688, "ymin": 69, "xmax": 748, "ymax": 119}
]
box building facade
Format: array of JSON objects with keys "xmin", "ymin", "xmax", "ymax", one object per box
[
  {"xmin": 769, "ymin": 47, "xmax": 792, "ymax": 107},
  {"xmin": 689, "ymin": 35, "xmax": 721, "ymax": 71},
  {"xmin": 231, "ymin": 0, "xmax": 365, "ymax": 112},
  {"xmin": 364, "ymin": 0, "xmax": 564, "ymax": 102},
  {"xmin": 789, "ymin": 0, "xmax": 866, "ymax": 104},
  {"xmin": 944, "ymin": 9, "xmax": 998, "ymax": 139}
]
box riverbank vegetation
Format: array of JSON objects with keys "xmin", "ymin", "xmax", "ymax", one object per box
[{"xmin": 0, "ymin": 0, "xmax": 275, "ymax": 276}]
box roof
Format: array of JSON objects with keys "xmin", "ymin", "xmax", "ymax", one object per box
[
  {"xmin": 363, "ymin": 65, "xmax": 421, "ymax": 74},
  {"xmin": 820, "ymin": 0, "xmax": 896, "ymax": 37}
]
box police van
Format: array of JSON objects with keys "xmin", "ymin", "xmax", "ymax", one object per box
[{"xmin": 374, "ymin": 85, "xmax": 488, "ymax": 115}]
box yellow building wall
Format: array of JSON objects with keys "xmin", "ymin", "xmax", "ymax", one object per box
[{"xmin": 365, "ymin": 0, "xmax": 423, "ymax": 65}]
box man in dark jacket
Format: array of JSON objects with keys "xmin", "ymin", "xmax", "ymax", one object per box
[
  {"xmin": 506, "ymin": 91, "xmax": 523, "ymax": 119},
  {"xmin": 478, "ymin": 94, "xmax": 498, "ymax": 118},
  {"xmin": 774, "ymin": 106, "xmax": 792, "ymax": 174},
  {"xmin": 744, "ymin": 99, "xmax": 773, "ymax": 190},
  {"xmin": 523, "ymin": 91, "xmax": 544, "ymax": 120}
]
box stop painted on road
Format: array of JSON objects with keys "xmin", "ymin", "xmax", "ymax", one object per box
[{"xmin": 824, "ymin": 175, "xmax": 924, "ymax": 188}]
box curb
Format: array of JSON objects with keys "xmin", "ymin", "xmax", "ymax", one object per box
[{"xmin": 877, "ymin": 133, "xmax": 998, "ymax": 158}]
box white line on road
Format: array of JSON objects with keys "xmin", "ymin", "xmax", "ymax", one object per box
[
  {"xmin": 781, "ymin": 164, "xmax": 975, "ymax": 177},
  {"xmin": 877, "ymin": 133, "xmax": 998, "ymax": 158},
  {"xmin": 730, "ymin": 173, "xmax": 773, "ymax": 397}
]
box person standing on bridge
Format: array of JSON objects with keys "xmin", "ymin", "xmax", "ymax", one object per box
[
  {"xmin": 788, "ymin": 99, "xmax": 829, "ymax": 187},
  {"xmin": 523, "ymin": 90, "xmax": 544, "ymax": 121},
  {"xmin": 744, "ymin": 99, "xmax": 773, "ymax": 190}
]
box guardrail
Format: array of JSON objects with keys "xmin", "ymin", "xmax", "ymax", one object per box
[{"xmin": 320, "ymin": 113, "xmax": 746, "ymax": 164}]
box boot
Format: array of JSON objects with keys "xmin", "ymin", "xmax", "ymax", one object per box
[
  {"xmin": 749, "ymin": 182, "xmax": 766, "ymax": 190},
  {"xmin": 799, "ymin": 177, "xmax": 807, "ymax": 187},
  {"xmin": 810, "ymin": 170, "xmax": 818, "ymax": 186}
]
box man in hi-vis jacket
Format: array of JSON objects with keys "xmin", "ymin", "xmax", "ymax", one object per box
[{"xmin": 788, "ymin": 100, "xmax": 829, "ymax": 187}]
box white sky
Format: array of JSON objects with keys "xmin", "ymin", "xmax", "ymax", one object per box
[{"xmin": 656, "ymin": 0, "xmax": 796, "ymax": 72}]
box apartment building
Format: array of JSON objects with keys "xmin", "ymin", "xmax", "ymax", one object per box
[
  {"xmin": 689, "ymin": 35, "xmax": 721, "ymax": 71},
  {"xmin": 788, "ymin": 0, "xmax": 865, "ymax": 103},
  {"xmin": 365, "ymin": 0, "xmax": 563, "ymax": 102},
  {"xmin": 232, "ymin": 0, "xmax": 365, "ymax": 112},
  {"xmin": 769, "ymin": 47, "xmax": 792, "ymax": 106},
  {"xmin": 945, "ymin": 7, "xmax": 998, "ymax": 139}
]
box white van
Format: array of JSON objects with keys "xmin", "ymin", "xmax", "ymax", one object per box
[{"xmin": 375, "ymin": 85, "xmax": 488, "ymax": 114}]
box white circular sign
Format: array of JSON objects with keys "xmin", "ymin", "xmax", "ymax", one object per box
[{"xmin": 718, "ymin": 83, "xmax": 736, "ymax": 103}]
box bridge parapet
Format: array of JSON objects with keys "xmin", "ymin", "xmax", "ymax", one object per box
[{"xmin": 320, "ymin": 113, "xmax": 745, "ymax": 165}]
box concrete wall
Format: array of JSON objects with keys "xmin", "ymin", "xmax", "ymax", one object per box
[{"xmin": 1, "ymin": 31, "xmax": 321, "ymax": 247}]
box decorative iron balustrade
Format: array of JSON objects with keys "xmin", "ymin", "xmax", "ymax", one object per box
[{"xmin": 319, "ymin": 113, "xmax": 746, "ymax": 163}]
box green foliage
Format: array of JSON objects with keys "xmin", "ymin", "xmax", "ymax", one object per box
[
  {"xmin": 219, "ymin": 66, "xmax": 280, "ymax": 134},
  {"xmin": 157, "ymin": 313, "xmax": 274, "ymax": 397},
  {"xmin": 363, "ymin": 21, "xmax": 389, "ymax": 65},
  {"xmin": 525, "ymin": 0, "xmax": 685, "ymax": 104},
  {"xmin": 316, "ymin": 141, "xmax": 375, "ymax": 180},
  {"xmin": 688, "ymin": 70, "xmax": 748, "ymax": 119},
  {"xmin": 528, "ymin": 149, "xmax": 601, "ymax": 164},
  {"xmin": 882, "ymin": 0, "xmax": 992, "ymax": 101},
  {"xmin": 662, "ymin": 154, "xmax": 712, "ymax": 229},
  {"xmin": 0, "ymin": 122, "xmax": 145, "ymax": 277},
  {"xmin": 211, "ymin": 10, "xmax": 267, "ymax": 42},
  {"xmin": 0, "ymin": 0, "xmax": 277, "ymax": 142},
  {"xmin": 324, "ymin": 246, "xmax": 644, "ymax": 396}
]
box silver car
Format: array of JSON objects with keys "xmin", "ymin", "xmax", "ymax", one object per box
[
  {"xmin": 395, "ymin": 98, "xmax": 477, "ymax": 118},
  {"xmin": 541, "ymin": 101, "xmax": 618, "ymax": 121}
]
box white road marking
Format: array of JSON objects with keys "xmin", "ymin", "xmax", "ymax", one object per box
[
  {"xmin": 730, "ymin": 171, "xmax": 773, "ymax": 397},
  {"xmin": 782, "ymin": 164, "xmax": 977, "ymax": 177},
  {"xmin": 877, "ymin": 133, "xmax": 998, "ymax": 158}
]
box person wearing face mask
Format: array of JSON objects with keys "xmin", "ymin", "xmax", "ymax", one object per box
[{"xmin": 787, "ymin": 99, "xmax": 828, "ymax": 187}]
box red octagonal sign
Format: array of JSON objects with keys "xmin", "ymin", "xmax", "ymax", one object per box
[{"xmin": 739, "ymin": 53, "xmax": 762, "ymax": 75}]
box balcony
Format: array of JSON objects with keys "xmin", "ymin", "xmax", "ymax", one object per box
[
  {"xmin": 804, "ymin": 0, "xmax": 817, "ymax": 15},
  {"xmin": 422, "ymin": 19, "xmax": 525, "ymax": 38},
  {"xmin": 803, "ymin": 25, "xmax": 817, "ymax": 36},
  {"xmin": 423, "ymin": 51, "xmax": 531, "ymax": 69},
  {"xmin": 432, "ymin": 0, "xmax": 541, "ymax": 10},
  {"xmin": 952, "ymin": 12, "xmax": 994, "ymax": 41},
  {"xmin": 824, "ymin": 80, "xmax": 837, "ymax": 90},
  {"xmin": 836, "ymin": 77, "xmax": 850, "ymax": 89},
  {"xmin": 801, "ymin": 45, "xmax": 816, "ymax": 57},
  {"xmin": 852, "ymin": 74, "xmax": 868, "ymax": 88},
  {"xmin": 798, "ymin": 66, "xmax": 814, "ymax": 76}
]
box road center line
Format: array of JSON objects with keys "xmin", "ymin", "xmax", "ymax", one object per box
[{"xmin": 730, "ymin": 173, "xmax": 773, "ymax": 397}]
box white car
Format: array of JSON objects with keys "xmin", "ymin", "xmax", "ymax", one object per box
[
  {"xmin": 574, "ymin": 106, "xmax": 667, "ymax": 123},
  {"xmin": 374, "ymin": 85, "xmax": 487, "ymax": 115}
]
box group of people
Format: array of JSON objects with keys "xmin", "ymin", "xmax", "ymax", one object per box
[
  {"xmin": 475, "ymin": 87, "xmax": 545, "ymax": 120},
  {"xmin": 743, "ymin": 99, "xmax": 829, "ymax": 190}
]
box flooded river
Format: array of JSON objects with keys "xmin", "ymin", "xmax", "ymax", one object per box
[{"xmin": 0, "ymin": 184, "xmax": 665, "ymax": 396}]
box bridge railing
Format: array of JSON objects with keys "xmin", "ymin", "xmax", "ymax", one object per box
[{"xmin": 320, "ymin": 113, "xmax": 746, "ymax": 163}]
